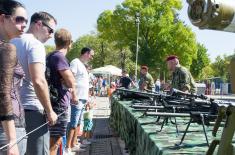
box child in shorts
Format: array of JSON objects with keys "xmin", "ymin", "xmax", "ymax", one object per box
[{"xmin": 82, "ymin": 89, "xmax": 95, "ymax": 144}]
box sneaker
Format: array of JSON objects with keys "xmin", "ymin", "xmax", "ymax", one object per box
[
  {"xmin": 74, "ymin": 143, "xmax": 87, "ymax": 148},
  {"xmin": 88, "ymin": 138, "xmax": 96, "ymax": 143},
  {"xmin": 64, "ymin": 148, "xmax": 72, "ymax": 155},
  {"xmin": 71, "ymin": 145, "xmax": 86, "ymax": 152},
  {"xmin": 77, "ymin": 138, "xmax": 81, "ymax": 143},
  {"xmin": 82, "ymin": 139, "xmax": 91, "ymax": 145},
  {"xmin": 71, "ymin": 145, "xmax": 80, "ymax": 151}
]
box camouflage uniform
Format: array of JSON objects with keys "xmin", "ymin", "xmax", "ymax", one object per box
[
  {"xmin": 139, "ymin": 72, "xmax": 154, "ymax": 90},
  {"xmin": 172, "ymin": 66, "xmax": 196, "ymax": 93}
]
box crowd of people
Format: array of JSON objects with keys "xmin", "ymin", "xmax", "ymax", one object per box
[
  {"xmin": 0, "ymin": 1, "xmax": 96, "ymax": 155},
  {"xmin": 106, "ymin": 55, "xmax": 196, "ymax": 95},
  {"xmin": 0, "ymin": 1, "xmax": 197, "ymax": 155}
]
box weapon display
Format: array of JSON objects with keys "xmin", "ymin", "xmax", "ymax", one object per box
[
  {"xmin": 115, "ymin": 88, "xmax": 174, "ymax": 106},
  {"xmin": 114, "ymin": 88, "xmax": 234, "ymax": 146}
]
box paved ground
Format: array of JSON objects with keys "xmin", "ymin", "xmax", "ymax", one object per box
[{"xmin": 75, "ymin": 97, "xmax": 126, "ymax": 155}]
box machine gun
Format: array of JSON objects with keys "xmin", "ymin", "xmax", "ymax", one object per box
[
  {"xmin": 115, "ymin": 88, "xmax": 233, "ymax": 146},
  {"xmin": 115, "ymin": 87, "xmax": 204, "ymax": 106},
  {"xmin": 115, "ymin": 88, "xmax": 153, "ymax": 103},
  {"xmin": 115, "ymin": 87, "xmax": 216, "ymax": 116},
  {"xmin": 115, "ymin": 88, "xmax": 195, "ymax": 121},
  {"xmin": 129, "ymin": 88, "xmax": 215, "ymax": 117},
  {"xmin": 171, "ymin": 88, "xmax": 207, "ymax": 100},
  {"xmin": 145, "ymin": 90, "xmax": 234, "ymax": 146},
  {"xmin": 115, "ymin": 88, "xmax": 176, "ymax": 106},
  {"xmin": 144, "ymin": 94, "xmax": 219, "ymax": 146}
]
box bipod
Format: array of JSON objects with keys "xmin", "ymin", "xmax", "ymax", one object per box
[{"xmin": 176, "ymin": 112, "xmax": 215, "ymax": 147}]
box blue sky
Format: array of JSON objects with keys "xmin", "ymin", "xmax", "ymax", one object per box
[{"xmin": 19, "ymin": 0, "xmax": 234, "ymax": 61}]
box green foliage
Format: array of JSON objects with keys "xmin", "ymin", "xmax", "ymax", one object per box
[
  {"xmin": 211, "ymin": 55, "xmax": 231, "ymax": 82},
  {"xmin": 97, "ymin": 0, "xmax": 198, "ymax": 77},
  {"xmin": 195, "ymin": 52, "xmax": 235, "ymax": 82},
  {"xmin": 66, "ymin": 34, "xmax": 134, "ymax": 73},
  {"xmin": 190, "ymin": 43, "xmax": 210, "ymax": 79},
  {"xmin": 66, "ymin": 34, "xmax": 98, "ymax": 62},
  {"xmin": 45, "ymin": 45, "xmax": 55, "ymax": 54},
  {"xmin": 199, "ymin": 65, "xmax": 215, "ymax": 80}
]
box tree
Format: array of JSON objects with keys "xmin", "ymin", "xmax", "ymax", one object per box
[
  {"xmin": 66, "ymin": 34, "xmax": 134, "ymax": 73},
  {"xmin": 211, "ymin": 55, "xmax": 230, "ymax": 82},
  {"xmin": 66, "ymin": 34, "xmax": 102, "ymax": 67},
  {"xmin": 97, "ymin": 0, "xmax": 198, "ymax": 77},
  {"xmin": 190, "ymin": 43, "xmax": 210, "ymax": 79},
  {"xmin": 45, "ymin": 45, "xmax": 55, "ymax": 54},
  {"xmin": 200, "ymin": 65, "xmax": 215, "ymax": 80}
]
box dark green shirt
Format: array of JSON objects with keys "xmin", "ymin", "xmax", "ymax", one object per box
[
  {"xmin": 139, "ymin": 72, "xmax": 154, "ymax": 90},
  {"xmin": 172, "ymin": 66, "xmax": 196, "ymax": 93}
]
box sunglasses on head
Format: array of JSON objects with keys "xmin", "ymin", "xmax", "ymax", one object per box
[
  {"xmin": 42, "ymin": 22, "xmax": 54, "ymax": 34},
  {"xmin": 5, "ymin": 15, "xmax": 28, "ymax": 24}
]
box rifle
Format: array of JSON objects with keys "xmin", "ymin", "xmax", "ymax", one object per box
[
  {"xmin": 115, "ymin": 88, "xmax": 168, "ymax": 106},
  {"xmin": 171, "ymin": 88, "xmax": 208, "ymax": 100},
  {"xmin": 115, "ymin": 88, "xmax": 233, "ymax": 146},
  {"xmin": 115, "ymin": 88, "xmax": 185, "ymax": 106},
  {"xmin": 144, "ymin": 91, "xmax": 233, "ymax": 146}
]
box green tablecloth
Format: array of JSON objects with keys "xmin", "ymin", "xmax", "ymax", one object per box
[{"xmin": 110, "ymin": 96, "xmax": 224, "ymax": 155}]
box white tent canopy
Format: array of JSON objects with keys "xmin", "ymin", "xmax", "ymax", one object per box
[{"xmin": 91, "ymin": 65, "xmax": 122, "ymax": 76}]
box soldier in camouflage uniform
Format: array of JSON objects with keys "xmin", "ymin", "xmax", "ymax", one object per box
[
  {"xmin": 166, "ymin": 55, "xmax": 196, "ymax": 93},
  {"xmin": 138, "ymin": 65, "xmax": 154, "ymax": 91}
]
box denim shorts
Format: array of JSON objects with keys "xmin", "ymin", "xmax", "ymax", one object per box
[{"xmin": 69, "ymin": 99, "xmax": 86, "ymax": 128}]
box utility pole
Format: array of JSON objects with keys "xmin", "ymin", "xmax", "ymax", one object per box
[{"xmin": 135, "ymin": 12, "xmax": 140, "ymax": 80}]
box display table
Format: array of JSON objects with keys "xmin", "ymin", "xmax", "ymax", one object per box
[{"xmin": 110, "ymin": 96, "xmax": 223, "ymax": 155}]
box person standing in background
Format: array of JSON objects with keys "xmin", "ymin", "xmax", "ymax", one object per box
[
  {"xmin": 138, "ymin": 65, "xmax": 154, "ymax": 91},
  {"xmin": 66, "ymin": 47, "xmax": 94, "ymax": 153},
  {"xmin": 119, "ymin": 70, "xmax": 135, "ymax": 89},
  {"xmin": 211, "ymin": 81, "xmax": 215, "ymax": 95},
  {"xmin": 155, "ymin": 79, "xmax": 161, "ymax": 93}
]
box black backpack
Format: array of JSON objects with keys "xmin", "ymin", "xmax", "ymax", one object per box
[{"xmin": 45, "ymin": 52, "xmax": 60, "ymax": 104}]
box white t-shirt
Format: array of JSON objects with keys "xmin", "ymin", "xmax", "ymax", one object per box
[
  {"xmin": 89, "ymin": 72, "xmax": 95, "ymax": 88},
  {"xmin": 155, "ymin": 80, "xmax": 161, "ymax": 86},
  {"xmin": 70, "ymin": 58, "xmax": 89, "ymax": 100},
  {"xmin": 11, "ymin": 34, "xmax": 46, "ymax": 111}
]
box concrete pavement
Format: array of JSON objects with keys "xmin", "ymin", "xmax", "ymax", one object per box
[{"xmin": 75, "ymin": 97, "xmax": 125, "ymax": 155}]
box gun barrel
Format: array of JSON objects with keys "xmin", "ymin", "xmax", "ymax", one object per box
[
  {"xmin": 187, "ymin": 0, "xmax": 235, "ymax": 33},
  {"xmin": 147, "ymin": 112, "xmax": 190, "ymax": 117},
  {"xmin": 171, "ymin": 88, "xmax": 207, "ymax": 99},
  {"xmin": 116, "ymin": 88, "xmax": 162, "ymax": 97},
  {"xmin": 131, "ymin": 105, "xmax": 164, "ymax": 109}
]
